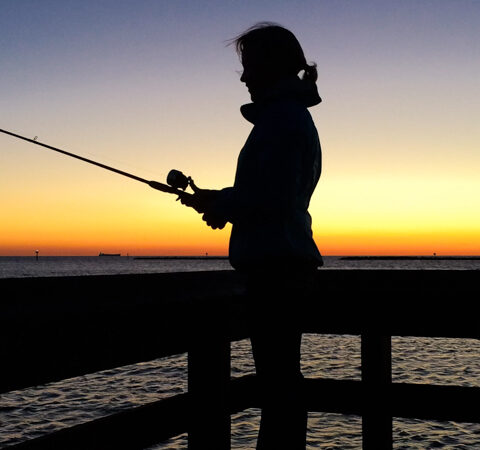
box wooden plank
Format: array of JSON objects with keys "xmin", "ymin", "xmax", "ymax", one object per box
[
  {"xmin": 361, "ymin": 334, "xmax": 392, "ymax": 450},
  {"xmin": 2, "ymin": 394, "xmax": 188, "ymax": 450},
  {"xmin": 306, "ymin": 379, "xmax": 480, "ymax": 424},
  {"xmin": 235, "ymin": 376, "xmax": 480, "ymax": 425},
  {"xmin": 4, "ymin": 376, "xmax": 480, "ymax": 450},
  {"xmin": 391, "ymin": 383, "xmax": 480, "ymax": 423},
  {"xmin": 188, "ymin": 310, "xmax": 231, "ymax": 449},
  {"xmin": 0, "ymin": 272, "xmax": 248, "ymax": 393},
  {"xmin": 2, "ymin": 269, "xmax": 479, "ymax": 393},
  {"xmin": 1, "ymin": 376, "xmax": 258, "ymax": 450}
]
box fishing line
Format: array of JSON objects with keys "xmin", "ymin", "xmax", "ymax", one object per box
[
  {"xmin": 55, "ymin": 140, "xmax": 162, "ymax": 179},
  {"xmin": 0, "ymin": 128, "xmax": 191, "ymax": 197}
]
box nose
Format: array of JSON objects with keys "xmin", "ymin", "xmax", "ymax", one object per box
[{"xmin": 240, "ymin": 71, "xmax": 246, "ymax": 83}]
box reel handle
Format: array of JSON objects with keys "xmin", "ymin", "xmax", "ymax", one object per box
[{"xmin": 167, "ymin": 169, "xmax": 199, "ymax": 192}]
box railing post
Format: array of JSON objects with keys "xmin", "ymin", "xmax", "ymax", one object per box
[
  {"xmin": 188, "ymin": 306, "xmax": 231, "ymax": 450},
  {"xmin": 361, "ymin": 333, "xmax": 392, "ymax": 450}
]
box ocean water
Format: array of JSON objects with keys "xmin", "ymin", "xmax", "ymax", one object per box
[
  {"xmin": 1, "ymin": 256, "xmax": 480, "ymax": 449},
  {"xmin": 1, "ymin": 255, "xmax": 479, "ymax": 279}
]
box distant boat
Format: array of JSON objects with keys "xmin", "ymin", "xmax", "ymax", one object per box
[{"xmin": 98, "ymin": 252, "xmax": 121, "ymax": 257}]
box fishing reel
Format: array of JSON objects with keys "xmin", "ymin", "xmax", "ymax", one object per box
[{"xmin": 166, "ymin": 169, "xmax": 194, "ymax": 191}]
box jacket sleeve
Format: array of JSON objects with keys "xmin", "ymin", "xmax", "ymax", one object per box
[{"xmin": 210, "ymin": 111, "xmax": 310, "ymax": 224}]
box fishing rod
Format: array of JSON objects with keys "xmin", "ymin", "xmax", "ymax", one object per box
[{"xmin": 0, "ymin": 128, "xmax": 194, "ymax": 196}]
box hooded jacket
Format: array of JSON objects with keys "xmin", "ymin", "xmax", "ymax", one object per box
[{"xmin": 214, "ymin": 76, "xmax": 323, "ymax": 272}]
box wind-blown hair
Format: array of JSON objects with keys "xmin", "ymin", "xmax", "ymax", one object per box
[{"xmin": 230, "ymin": 22, "xmax": 317, "ymax": 82}]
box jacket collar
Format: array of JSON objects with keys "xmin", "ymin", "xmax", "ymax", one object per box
[{"xmin": 240, "ymin": 77, "xmax": 322, "ymax": 124}]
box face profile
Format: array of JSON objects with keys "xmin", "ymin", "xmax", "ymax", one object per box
[{"xmin": 240, "ymin": 49, "xmax": 274, "ymax": 101}]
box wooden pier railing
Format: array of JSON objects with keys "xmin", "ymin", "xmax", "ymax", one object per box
[{"xmin": 1, "ymin": 269, "xmax": 479, "ymax": 449}]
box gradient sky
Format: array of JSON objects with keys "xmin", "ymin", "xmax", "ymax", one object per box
[{"xmin": 1, "ymin": 0, "xmax": 479, "ymax": 256}]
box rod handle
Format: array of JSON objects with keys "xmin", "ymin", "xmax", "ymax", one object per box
[{"xmin": 148, "ymin": 180, "xmax": 192, "ymax": 199}]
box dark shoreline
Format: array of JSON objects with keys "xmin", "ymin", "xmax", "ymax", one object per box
[{"xmin": 340, "ymin": 256, "xmax": 480, "ymax": 261}]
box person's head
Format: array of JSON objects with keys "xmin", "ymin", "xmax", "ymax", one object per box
[{"xmin": 232, "ymin": 22, "xmax": 317, "ymax": 101}]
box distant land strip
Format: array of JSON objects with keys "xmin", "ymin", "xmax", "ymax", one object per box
[
  {"xmin": 133, "ymin": 256, "xmax": 228, "ymax": 260},
  {"xmin": 340, "ymin": 256, "xmax": 480, "ymax": 261}
]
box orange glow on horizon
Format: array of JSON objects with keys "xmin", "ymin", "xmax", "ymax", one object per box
[
  {"xmin": 2, "ymin": 169, "xmax": 479, "ymax": 257},
  {"xmin": 3, "ymin": 226, "xmax": 479, "ymax": 257}
]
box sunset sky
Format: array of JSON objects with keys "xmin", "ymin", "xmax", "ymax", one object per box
[{"xmin": 1, "ymin": 0, "xmax": 479, "ymax": 256}]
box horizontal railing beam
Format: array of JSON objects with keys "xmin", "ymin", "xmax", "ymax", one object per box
[
  {"xmin": 6, "ymin": 376, "xmax": 480, "ymax": 450},
  {"xmin": 2, "ymin": 376, "xmax": 258, "ymax": 450},
  {"xmin": 0, "ymin": 272, "xmax": 248, "ymax": 393},
  {"xmin": 391, "ymin": 382, "xmax": 480, "ymax": 423},
  {"xmin": 1, "ymin": 269, "xmax": 478, "ymax": 393},
  {"xmin": 2, "ymin": 394, "xmax": 188, "ymax": 450},
  {"xmin": 306, "ymin": 379, "xmax": 480, "ymax": 424}
]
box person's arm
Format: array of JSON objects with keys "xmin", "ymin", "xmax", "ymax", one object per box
[
  {"xmin": 181, "ymin": 111, "xmax": 308, "ymax": 228},
  {"xmin": 215, "ymin": 113, "xmax": 307, "ymax": 225}
]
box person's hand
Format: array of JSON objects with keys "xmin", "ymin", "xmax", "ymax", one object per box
[
  {"xmin": 177, "ymin": 191, "xmax": 206, "ymax": 213},
  {"xmin": 178, "ymin": 180, "xmax": 227, "ymax": 229},
  {"xmin": 202, "ymin": 211, "xmax": 227, "ymax": 230},
  {"xmin": 178, "ymin": 181, "xmax": 216, "ymax": 214}
]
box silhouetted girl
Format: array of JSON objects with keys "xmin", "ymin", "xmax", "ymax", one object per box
[{"xmin": 182, "ymin": 22, "xmax": 323, "ymax": 449}]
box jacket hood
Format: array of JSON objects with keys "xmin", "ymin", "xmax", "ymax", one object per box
[{"xmin": 241, "ymin": 77, "xmax": 322, "ymax": 124}]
